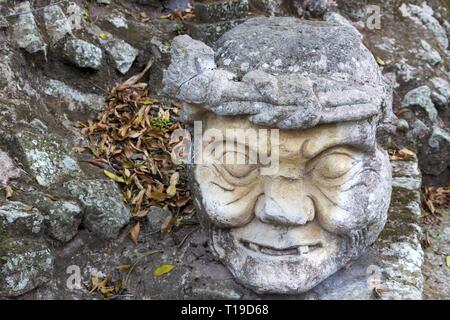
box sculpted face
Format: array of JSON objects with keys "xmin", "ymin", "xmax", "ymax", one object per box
[
  {"xmin": 163, "ymin": 17, "xmax": 395, "ymax": 294},
  {"xmin": 192, "ymin": 114, "xmax": 391, "ymax": 293}
]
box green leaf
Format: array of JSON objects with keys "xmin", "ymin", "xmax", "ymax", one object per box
[
  {"xmin": 99, "ymin": 33, "xmax": 110, "ymax": 40},
  {"xmin": 376, "ymin": 56, "xmax": 385, "ymax": 66},
  {"xmin": 104, "ymin": 170, "xmax": 126, "ymax": 183},
  {"xmin": 446, "ymin": 256, "xmax": 450, "ymax": 268},
  {"xmin": 154, "ymin": 264, "xmax": 174, "ymax": 276}
]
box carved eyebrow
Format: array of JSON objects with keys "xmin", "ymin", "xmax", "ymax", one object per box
[{"xmin": 302, "ymin": 139, "xmax": 372, "ymax": 160}]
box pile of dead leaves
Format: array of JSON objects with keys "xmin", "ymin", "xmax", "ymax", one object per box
[
  {"xmin": 421, "ymin": 186, "xmax": 450, "ymax": 224},
  {"xmin": 78, "ymin": 78, "xmax": 194, "ymax": 243},
  {"xmin": 90, "ymin": 274, "xmax": 123, "ymax": 300},
  {"xmin": 387, "ymin": 148, "xmax": 417, "ymax": 161}
]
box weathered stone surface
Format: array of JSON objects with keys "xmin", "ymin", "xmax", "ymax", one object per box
[
  {"xmin": 0, "ymin": 16, "xmax": 8, "ymax": 29},
  {"xmin": 45, "ymin": 79, "xmax": 105, "ymax": 112},
  {"xmin": 105, "ymin": 39, "xmax": 139, "ymax": 74},
  {"xmin": 293, "ymin": 159, "xmax": 424, "ymax": 300},
  {"xmin": 0, "ymin": 150, "xmax": 21, "ymax": 187},
  {"xmin": 63, "ymin": 39, "xmax": 103, "ymax": 69},
  {"xmin": 421, "ymin": 125, "xmax": 450, "ymax": 176},
  {"xmin": 166, "ymin": 17, "xmax": 393, "ymax": 130},
  {"xmin": 64, "ymin": 179, "xmax": 131, "ymax": 239},
  {"xmin": 184, "ymin": 18, "xmax": 249, "ymax": 44},
  {"xmin": 43, "ymin": 4, "xmax": 72, "ymax": 44},
  {"xmin": 107, "ymin": 14, "xmax": 128, "ymax": 29},
  {"xmin": 430, "ymin": 77, "xmax": 450, "ymax": 104},
  {"xmin": 194, "ymin": 0, "xmax": 250, "ymax": 22},
  {"xmin": 0, "ymin": 238, "xmax": 53, "ymax": 297},
  {"xmin": 147, "ymin": 206, "xmax": 171, "ymax": 232},
  {"xmin": 166, "ymin": 17, "xmax": 394, "ymax": 294},
  {"xmin": 0, "ymin": 201, "xmax": 44, "ymax": 236},
  {"xmin": 13, "ymin": 131, "xmax": 80, "ymax": 187},
  {"xmin": 32, "ymin": 195, "xmax": 82, "ymax": 243},
  {"xmin": 399, "ymin": 2, "xmax": 448, "ymax": 49},
  {"xmin": 402, "ymin": 86, "xmax": 437, "ymax": 123},
  {"xmin": 419, "ymin": 40, "xmax": 441, "ymax": 65},
  {"xmin": 11, "ymin": 2, "xmax": 46, "ymax": 54},
  {"xmin": 422, "ymin": 208, "xmax": 450, "ymax": 300}
]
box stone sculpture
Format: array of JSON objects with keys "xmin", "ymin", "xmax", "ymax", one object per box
[{"xmin": 163, "ymin": 17, "xmax": 395, "ymax": 294}]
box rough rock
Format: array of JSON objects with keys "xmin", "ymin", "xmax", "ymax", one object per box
[
  {"xmin": 32, "ymin": 195, "xmax": 82, "ymax": 243},
  {"xmin": 0, "ymin": 16, "xmax": 8, "ymax": 29},
  {"xmin": 64, "ymin": 179, "xmax": 131, "ymax": 239},
  {"xmin": 0, "ymin": 238, "xmax": 53, "ymax": 297},
  {"xmin": 43, "ymin": 4, "xmax": 72, "ymax": 45},
  {"xmin": 105, "ymin": 39, "xmax": 139, "ymax": 74},
  {"xmin": 430, "ymin": 77, "xmax": 450, "ymax": 103},
  {"xmin": 421, "ymin": 126, "xmax": 450, "ymax": 176},
  {"xmin": 11, "ymin": 1, "xmax": 46, "ymax": 54},
  {"xmin": 0, "ymin": 150, "xmax": 21, "ymax": 187},
  {"xmin": 63, "ymin": 39, "xmax": 103, "ymax": 70},
  {"xmin": 45, "ymin": 79, "xmax": 105, "ymax": 112},
  {"xmin": 399, "ymin": 2, "xmax": 448, "ymax": 49},
  {"xmin": 194, "ymin": 0, "xmax": 250, "ymax": 22},
  {"xmin": 147, "ymin": 206, "xmax": 171, "ymax": 232},
  {"xmin": 107, "ymin": 14, "xmax": 128, "ymax": 29},
  {"xmin": 401, "ymin": 86, "xmax": 438, "ymax": 123},
  {"xmin": 323, "ymin": 12, "xmax": 361, "ymax": 38},
  {"xmin": 420, "ymin": 40, "xmax": 441, "ymax": 65},
  {"xmin": 13, "ymin": 131, "xmax": 81, "ymax": 187},
  {"xmin": 0, "ymin": 201, "xmax": 44, "ymax": 236}
]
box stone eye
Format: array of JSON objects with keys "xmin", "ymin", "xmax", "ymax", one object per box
[
  {"xmin": 222, "ymin": 151, "xmax": 258, "ymax": 177},
  {"xmin": 223, "ymin": 163, "xmax": 258, "ymax": 177},
  {"xmin": 313, "ymin": 153, "xmax": 355, "ymax": 179}
]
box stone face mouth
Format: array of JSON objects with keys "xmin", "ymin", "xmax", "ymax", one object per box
[{"xmin": 240, "ymin": 239, "xmax": 323, "ymax": 256}]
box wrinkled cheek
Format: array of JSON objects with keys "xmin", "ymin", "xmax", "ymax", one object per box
[
  {"xmin": 314, "ymin": 191, "xmax": 368, "ymax": 235},
  {"xmin": 195, "ymin": 167, "xmax": 262, "ymax": 228},
  {"xmin": 314, "ymin": 154, "xmax": 391, "ymax": 235}
]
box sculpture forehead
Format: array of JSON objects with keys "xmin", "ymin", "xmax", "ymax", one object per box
[
  {"xmin": 216, "ymin": 17, "xmax": 381, "ymax": 85},
  {"xmin": 202, "ymin": 114, "xmax": 376, "ymax": 158}
]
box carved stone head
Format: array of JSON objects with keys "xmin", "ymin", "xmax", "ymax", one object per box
[{"xmin": 164, "ymin": 17, "xmax": 394, "ymax": 294}]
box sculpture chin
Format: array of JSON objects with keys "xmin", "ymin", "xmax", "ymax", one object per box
[
  {"xmin": 209, "ymin": 227, "xmax": 341, "ymax": 294},
  {"xmin": 207, "ymin": 216, "xmax": 387, "ymax": 294}
]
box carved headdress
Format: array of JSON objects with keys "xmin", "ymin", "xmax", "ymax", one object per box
[{"xmin": 164, "ymin": 17, "xmax": 394, "ymax": 130}]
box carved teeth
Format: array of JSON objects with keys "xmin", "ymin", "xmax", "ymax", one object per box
[{"xmin": 299, "ymin": 246, "xmax": 309, "ymax": 254}]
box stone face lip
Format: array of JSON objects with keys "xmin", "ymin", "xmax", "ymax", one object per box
[
  {"xmin": 164, "ymin": 17, "xmax": 393, "ymax": 130},
  {"xmin": 11, "ymin": 1, "xmax": 46, "ymax": 54},
  {"xmin": 64, "ymin": 179, "xmax": 131, "ymax": 240},
  {"xmin": 63, "ymin": 39, "xmax": 103, "ymax": 69}
]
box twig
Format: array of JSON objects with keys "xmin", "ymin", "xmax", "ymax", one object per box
[
  {"xmin": 124, "ymin": 249, "xmax": 162, "ymax": 287},
  {"xmin": 176, "ymin": 227, "xmax": 197, "ymax": 251},
  {"xmin": 116, "ymin": 56, "xmax": 155, "ymax": 91}
]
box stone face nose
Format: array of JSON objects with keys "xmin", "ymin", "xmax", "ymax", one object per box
[{"xmin": 255, "ymin": 178, "xmax": 315, "ymax": 226}]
